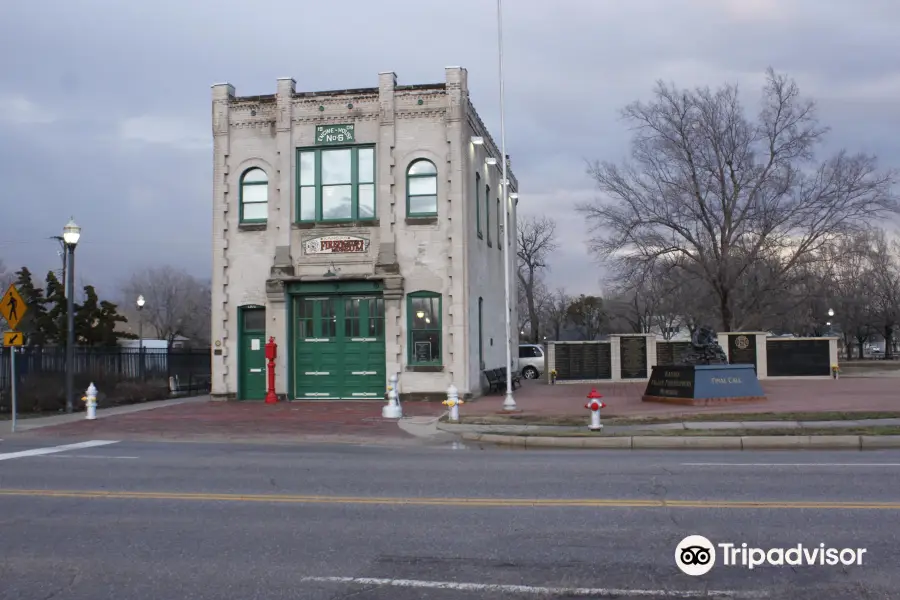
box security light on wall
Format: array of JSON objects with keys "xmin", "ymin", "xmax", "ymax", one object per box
[
  {"xmin": 485, "ymin": 157, "xmax": 497, "ymax": 166},
  {"xmin": 471, "ymin": 136, "xmax": 484, "ymax": 145},
  {"xmin": 509, "ymin": 193, "xmax": 518, "ymax": 199}
]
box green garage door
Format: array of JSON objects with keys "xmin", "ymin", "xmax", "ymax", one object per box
[{"xmin": 294, "ymin": 295, "xmax": 385, "ymax": 399}]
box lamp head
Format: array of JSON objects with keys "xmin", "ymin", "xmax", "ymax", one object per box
[
  {"xmin": 470, "ymin": 136, "xmax": 484, "ymax": 145},
  {"xmin": 485, "ymin": 157, "xmax": 497, "ymax": 166},
  {"xmin": 62, "ymin": 217, "xmax": 81, "ymax": 246},
  {"xmin": 136, "ymin": 295, "xmax": 145, "ymax": 309},
  {"xmin": 827, "ymin": 308, "xmax": 834, "ymax": 317}
]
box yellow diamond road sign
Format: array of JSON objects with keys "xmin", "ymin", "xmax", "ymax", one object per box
[
  {"xmin": 3, "ymin": 331, "xmax": 23, "ymax": 347},
  {"xmin": 0, "ymin": 283, "xmax": 27, "ymax": 330}
]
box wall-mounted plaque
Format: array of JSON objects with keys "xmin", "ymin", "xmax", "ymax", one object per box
[
  {"xmin": 304, "ymin": 235, "xmax": 370, "ymax": 254},
  {"xmin": 728, "ymin": 334, "xmax": 757, "ymax": 370},
  {"xmin": 619, "ymin": 336, "xmax": 648, "ymax": 379},
  {"xmin": 766, "ymin": 339, "xmax": 830, "ymax": 376},
  {"xmin": 315, "ymin": 124, "xmax": 355, "ymax": 145},
  {"xmin": 554, "ymin": 343, "xmax": 612, "ymax": 380}
]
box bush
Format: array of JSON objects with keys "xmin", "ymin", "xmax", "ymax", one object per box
[{"xmin": 0, "ymin": 374, "xmax": 170, "ymax": 414}]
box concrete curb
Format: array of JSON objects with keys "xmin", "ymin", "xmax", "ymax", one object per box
[{"xmin": 458, "ymin": 432, "xmax": 900, "ymax": 450}]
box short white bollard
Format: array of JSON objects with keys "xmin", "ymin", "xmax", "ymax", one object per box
[
  {"xmin": 83, "ymin": 382, "xmax": 98, "ymax": 420},
  {"xmin": 443, "ymin": 384, "xmax": 463, "ymax": 422},
  {"xmin": 382, "ymin": 373, "xmax": 402, "ymax": 419}
]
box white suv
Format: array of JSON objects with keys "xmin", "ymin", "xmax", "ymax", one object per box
[{"xmin": 518, "ymin": 344, "xmax": 546, "ymax": 379}]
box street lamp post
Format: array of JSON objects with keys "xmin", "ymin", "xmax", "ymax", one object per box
[
  {"xmin": 497, "ymin": 0, "xmax": 516, "ymax": 411},
  {"xmin": 136, "ymin": 295, "xmax": 145, "ymax": 381},
  {"xmin": 62, "ymin": 218, "xmax": 81, "ymax": 413},
  {"xmin": 826, "ymin": 308, "xmax": 835, "ymax": 336}
]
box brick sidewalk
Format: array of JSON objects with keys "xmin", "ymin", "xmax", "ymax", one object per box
[
  {"xmin": 465, "ymin": 378, "xmax": 900, "ymax": 418},
  {"xmin": 16, "ymin": 400, "xmax": 446, "ymax": 442},
  {"xmin": 13, "ymin": 377, "xmax": 898, "ymax": 443}
]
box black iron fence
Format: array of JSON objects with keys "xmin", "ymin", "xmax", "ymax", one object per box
[{"xmin": 0, "ymin": 346, "xmax": 211, "ymax": 413}]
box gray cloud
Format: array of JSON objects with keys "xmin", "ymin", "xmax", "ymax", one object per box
[{"xmin": 1, "ymin": 0, "xmax": 898, "ymax": 301}]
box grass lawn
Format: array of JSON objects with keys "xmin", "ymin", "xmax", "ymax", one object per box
[{"xmin": 453, "ymin": 411, "xmax": 900, "ymax": 427}]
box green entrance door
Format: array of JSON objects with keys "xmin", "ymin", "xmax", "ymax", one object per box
[
  {"xmin": 238, "ymin": 307, "xmax": 267, "ymax": 400},
  {"xmin": 294, "ymin": 295, "xmax": 385, "ymax": 399}
]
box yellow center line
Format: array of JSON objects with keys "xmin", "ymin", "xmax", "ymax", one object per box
[{"xmin": 0, "ymin": 489, "xmax": 898, "ymax": 509}]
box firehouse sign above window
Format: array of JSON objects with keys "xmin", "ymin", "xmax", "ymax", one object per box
[
  {"xmin": 304, "ymin": 235, "xmax": 370, "ymax": 254},
  {"xmin": 315, "ymin": 124, "xmax": 355, "ymax": 145}
]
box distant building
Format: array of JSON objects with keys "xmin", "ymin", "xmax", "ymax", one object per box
[{"xmin": 210, "ymin": 68, "xmax": 518, "ymax": 400}]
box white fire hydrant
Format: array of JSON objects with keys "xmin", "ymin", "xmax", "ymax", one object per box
[
  {"xmin": 585, "ymin": 388, "xmax": 606, "ymax": 431},
  {"xmin": 382, "ymin": 373, "xmax": 402, "ymax": 419},
  {"xmin": 443, "ymin": 384, "xmax": 463, "ymax": 422},
  {"xmin": 83, "ymin": 382, "xmax": 98, "ymax": 420}
]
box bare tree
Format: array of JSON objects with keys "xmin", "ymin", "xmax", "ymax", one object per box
[
  {"xmin": 120, "ymin": 265, "xmax": 211, "ymax": 347},
  {"xmin": 578, "ymin": 68, "xmax": 898, "ymax": 331},
  {"xmin": 540, "ymin": 287, "xmax": 572, "ymax": 341},
  {"xmin": 867, "ymin": 230, "xmax": 900, "ymax": 359},
  {"xmin": 566, "ymin": 294, "xmax": 607, "ymax": 340},
  {"xmin": 517, "ymin": 215, "xmax": 558, "ymax": 344}
]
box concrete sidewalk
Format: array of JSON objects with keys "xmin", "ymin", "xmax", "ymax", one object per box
[{"xmin": 2, "ymin": 395, "xmax": 210, "ymax": 433}]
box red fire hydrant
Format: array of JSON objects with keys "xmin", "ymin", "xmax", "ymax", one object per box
[
  {"xmin": 585, "ymin": 388, "xmax": 606, "ymax": 431},
  {"xmin": 265, "ymin": 336, "xmax": 278, "ymax": 404}
]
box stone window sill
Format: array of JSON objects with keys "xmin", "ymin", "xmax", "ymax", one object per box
[
  {"xmin": 405, "ymin": 216, "xmax": 438, "ymax": 226},
  {"xmin": 238, "ymin": 223, "xmax": 267, "ymax": 232},
  {"xmin": 293, "ymin": 220, "xmax": 379, "ymax": 230},
  {"xmin": 405, "ymin": 365, "xmax": 444, "ymax": 373}
]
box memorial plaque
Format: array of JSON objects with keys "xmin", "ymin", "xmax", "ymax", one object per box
[
  {"xmin": 766, "ymin": 339, "xmax": 830, "ymax": 377},
  {"xmin": 644, "ymin": 365, "xmax": 695, "ymax": 399},
  {"xmin": 656, "ymin": 342, "xmax": 674, "ymax": 366},
  {"xmin": 655, "ymin": 342, "xmax": 693, "ymax": 366},
  {"xmin": 554, "ymin": 343, "xmax": 611, "ymax": 380},
  {"xmin": 619, "ymin": 336, "xmax": 648, "ymax": 379},
  {"xmin": 671, "ymin": 342, "xmax": 692, "ymax": 364},
  {"xmin": 728, "ymin": 334, "xmax": 757, "ymax": 369}
]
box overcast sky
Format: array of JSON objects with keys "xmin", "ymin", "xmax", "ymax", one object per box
[{"xmin": 1, "ymin": 0, "xmax": 898, "ymax": 303}]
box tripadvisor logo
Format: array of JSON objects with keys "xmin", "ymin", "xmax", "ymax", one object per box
[{"xmin": 675, "ymin": 535, "xmax": 867, "ymax": 575}]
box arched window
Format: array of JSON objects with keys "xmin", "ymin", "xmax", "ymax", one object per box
[
  {"xmin": 406, "ymin": 159, "xmax": 438, "ymax": 217},
  {"xmin": 240, "ymin": 168, "xmax": 268, "ymax": 222},
  {"xmin": 407, "ymin": 291, "xmax": 442, "ymax": 365}
]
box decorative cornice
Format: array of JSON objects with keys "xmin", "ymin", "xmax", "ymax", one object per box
[
  {"xmin": 396, "ymin": 109, "xmax": 447, "ymax": 120},
  {"xmin": 230, "ymin": 120, "xmax": 275, "ymax": 129}
]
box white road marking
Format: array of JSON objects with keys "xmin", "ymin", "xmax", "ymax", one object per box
[
  {"xmin": 299, "ymin": 576, "xmax": 768, "ymax": 598},
  {"xmin": 0, "ymin": 440, "xmax": 119, "ymax": 461},
  {"xmin": 683, "ymin": 463, "xmax": 900, "ymax": 467},
  {"xmin": 39, "ymin": 454, "xmax": 138, "ymax": 460}
]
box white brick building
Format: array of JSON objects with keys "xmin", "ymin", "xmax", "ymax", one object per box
[{"xmin": 210, "ymin": 67, "xmax": 519, "ymax": 401}]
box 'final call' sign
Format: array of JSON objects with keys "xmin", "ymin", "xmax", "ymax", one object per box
[{"xmin": 315, "ymin": 124, "xmax": 355, "ymax": 145}]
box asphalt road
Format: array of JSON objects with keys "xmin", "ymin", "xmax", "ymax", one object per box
[{"xmin": 1, "ymin": 437, "xmax": 899, "ymax": 599}]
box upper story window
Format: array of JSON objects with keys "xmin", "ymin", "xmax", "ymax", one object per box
[
  {"xmin": 297, "ymin": 146, "xmax": 375, "ymax": 223},
  {"xmin": 485, "ymin": 184, "xmax": 492, "ymax": 246},
  {"xmin": 496, "ymin": 197, "xmax": 501, "ymax": 249},
  {"xmin": 475, "ymin": 172, "xmax": 482, "ymax": 238},
  {"xmin": 406, "ymin": 159, "xmax": 438, "ymax": 217},
  {"xmin": 240, "ymin": 168, "xmax": 268, "ymax": 222}
]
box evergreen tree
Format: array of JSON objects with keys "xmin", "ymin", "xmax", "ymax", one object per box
[
  {"xmin": 74, "ymin": 285, "xmax": 101, "ymax": 344},
  {"xmin": 13, "ymin": 267, "xmax": 51, "ymax": 346},
  {"xmin": 74, "ymin": 285, "xmax": 132, "ymax": 346},
  {"xmin": 44, "ymin": 271, "xmax": 68, "ymax": 346},
  {"xmin": 97, "ymin": 299, "xmax": 133, "ymax": 346}
]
